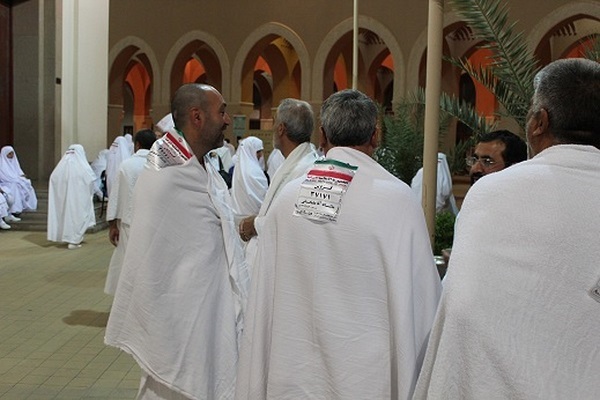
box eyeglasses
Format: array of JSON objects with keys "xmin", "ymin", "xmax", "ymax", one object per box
[{"xmin": 465, "ymin": 156, "xmax": 497, "ymax": 168}]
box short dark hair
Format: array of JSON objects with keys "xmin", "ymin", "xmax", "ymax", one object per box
[
  {"xmin": 171, "ymin": 83, "xmax": 212, "ymax": 130},
  {"xmin": 134, "ymin": 129, "xmax": 157, "ymax": 150},
  {"xmin": 320, "ymin": 89, "xmax": 377, "ymax": 147},
  {"xmin": 478, "ymin": 130, "xmax": 527, "ymax": 167},
  {"xmin": 531, "ymin": 58, "xmax": 600, "ymax": 148}
]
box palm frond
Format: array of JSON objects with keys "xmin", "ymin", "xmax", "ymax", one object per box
[{"xmin": 448, "ymin": 0, "xmax": 540, "ymax": 129}]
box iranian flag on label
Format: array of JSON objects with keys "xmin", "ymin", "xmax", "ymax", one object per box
[{"xmin": 294, "ymin": 159, "xmax": 358, "ymax": 223}]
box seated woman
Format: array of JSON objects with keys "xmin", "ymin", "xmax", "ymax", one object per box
[{"xmin": 0, "ymin": 145, "xmax": 37, "ymax": 217}]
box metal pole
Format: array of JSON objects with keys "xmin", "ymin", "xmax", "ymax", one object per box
[
  {"xmin": 352, "ymin": 0, "xmax": 358, "ymax": 90},
  {"xmin": 422, "ymin": 0, "xmax": 444, "ymax": 245}
]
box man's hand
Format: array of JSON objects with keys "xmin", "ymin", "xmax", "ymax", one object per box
[{"xmin": 108, "ymin": 220, "xmax": 120, "ymax": 247}]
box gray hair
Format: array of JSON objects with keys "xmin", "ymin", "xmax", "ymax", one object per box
[
  {"xmin": 531, "ymin": 58, "xmax": 600, "ymax": 147},
  {"xmin": 320, "ymin": 89, "xmax": 377, "ymax": 146},
  {"xmin": 276, "ymin": 98, "xmax": 314, "ymax": 144}
]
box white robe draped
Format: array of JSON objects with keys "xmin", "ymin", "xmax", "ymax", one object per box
[
  {"xmin": 235, "ymin": 147, "xmax": 442, "ymax": 400},
  {"xmin": 243, "ymin": 142, "xmax": 319, "ymax": 271},
  {"xmin": 47, "ymin": 145, "xmax": 96, "ymax": 245},
  {"xmin": 104, "ymin": 149, "xmax": 150, "ymax": 296},
  {"xmin": 414, "ymin": 145, "xmax": 600, "ymax": 400},
  {"xmin": 410, "ymin": 152, "xmax": 458, "ymax": 215},
  {"xmin": 105, "ymin": 153, "xmax": 249, "ymax": 400}
]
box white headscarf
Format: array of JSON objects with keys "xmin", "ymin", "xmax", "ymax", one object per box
[
  {"xmin": 231, "ymin": 136, "xmax": 268, "ymax": 220},
  {"xmin": 411, "ymin": 152, "xmax": 458, "ymax": 215},
  {"xmin": 0, "ymin": 146, "xmax": 25, "ymax": 182},
  {"xmin": 106, "ymin": 136, "xmax": 133, "ymax": 197}
]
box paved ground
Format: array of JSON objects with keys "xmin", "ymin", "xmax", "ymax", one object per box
[{"xmin": 0, "ymin": 230, "xmax": 140, "ymax": 399}]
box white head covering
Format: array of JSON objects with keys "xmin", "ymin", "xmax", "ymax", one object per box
[
  {"xmin": 410, "ymin": 152, "xmax": 458, "ymax": 215},
  {"xmin": 47, "ymin": 144, "xmax": 96, "ymax": 244},
  {"xmin": 124, "ymin": 133, "xmax": 134, "ymax": 154},
  {"xmin": 106, "ymin": 136, "xmax": 133, "ymax": 197},
  {"xmin": 0, "ymin": 146, "xmax": 25, "ymax": 182},
  {"xmin": 231, "ymin": 136, "xmax": 268, "ymax": 219},
  {"xmin": 0, "ymin": 145, "xmax": 37, "ymax": 213}
]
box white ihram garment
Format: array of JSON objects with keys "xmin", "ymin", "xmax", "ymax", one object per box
[
  {"xmin": 104, "ymin": 149, "xmax": 150, "ymax": 296},
  {"xmin": 47, "ymin": 145, "xmax": 96, "ymax": 245},
  {"xmin": 231, "ymin": 136, "xmax": 268, "ymax": 221},
  {"xmin": 244, "ymin": 142, "xmax": 319, "ymax": 271},
  {"xmin": 414, "ymin": 145, "xmax": 600, "ymax": 400},
  {"xmin": 266, "ymin": 148, "xmax": 285, "ymax": 179},
  {"xmin": 105, "ymin": 150, "xmax": 249, "ymax": 400},
  {"xmin": 236, "ymin": 147, "xmax": 442, "ymax": 400},
  {"xmin": 90, "ymin": 149, "xmax": 109, "ymax": 198}
]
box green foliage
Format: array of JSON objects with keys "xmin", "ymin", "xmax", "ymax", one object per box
[
  {"xmin": 448, "ymin": 0, "xmax": 540, "ymax": 131},
  {"xmin": 434, "ymin": 211, "xmax": 456, "ymax": 255}
]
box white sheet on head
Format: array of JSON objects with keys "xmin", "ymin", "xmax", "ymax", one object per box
[
  {"xmin": 414, "ymin": 145, "xmax": 600, "ymax": 400},
  {"xmin": 231, "ymin": 136, "xmax": 268, "ymax": 220},
  {"xmin": 47, "ymin": 145, "xmax": 96, "ymax": 244},
  {"xmin": 236, "ymin": 146, "xmax": 442, "ymax": 400},
  {"xmin": 0, "ymin": 145, "xmax": 37, "ymax": 213},
  {"xmin": 106, "ymin": 136, "xmax": 133, "ymax": 197}
]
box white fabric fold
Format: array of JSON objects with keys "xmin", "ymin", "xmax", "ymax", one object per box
[
  {"xmin": 414, "ymin": 145, "xmax": 600, "ymax": 400},
  {"xmin": 105, "ymin": 149, "xmax": 248, "ymax": 400},
  {"xmin": 236, "ymin": 146, "xmax": 442, "ymax": 400},
  {"xmin": 47, "ymin": 145, "xmax": 96, "ymax": 244}
]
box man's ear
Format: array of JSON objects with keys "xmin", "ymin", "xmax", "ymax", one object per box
[
  {"xmin": 530, "ymin": 108, "xmax": 549, "ymax": 138},
  {"xmin": 319, "ymin": 127, "xmax": 329, "ymax": 150},
  {"xmin": 370, "ymin": 129, "xmax": 378, "ymax": 148}
]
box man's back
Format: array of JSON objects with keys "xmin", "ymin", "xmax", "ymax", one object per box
[
  {"xmin": 415, "ymin": 144, "xmax": 600, "ymax": 399},
  {"xmin": 237, "ymin": 147, "xmax": 441, "ymax": 400}
]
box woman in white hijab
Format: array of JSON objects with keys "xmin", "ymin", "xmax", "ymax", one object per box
[
  {"xmin": 231, "ymin": 136, "xmax": 268, "ymax": 222},
  {"xmin": 0, "ymin": 145, "xmax": 38, "ymax": 216},
  {"xmin": 47, "ymin": 144, "xmax": 96, "ymax": 249},
  {"xmin": 106, "ymin": 136, "xmax": 133, "ymax": 198}
]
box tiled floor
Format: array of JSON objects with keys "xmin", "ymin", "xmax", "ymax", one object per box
[{"xmin": 0, "ymin": 230, "xmax": 140, "ymax": 399}]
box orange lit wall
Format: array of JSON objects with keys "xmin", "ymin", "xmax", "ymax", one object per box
[
  {"xmin": 468, "ymin": 48, "xmax": 497, "ymax": 117},
  {"xmin": 125, "ymin": 62, "xmax": 151, "ymax": 119},
  {"xmin": 381, "ymin": 53, "xmax": 394, "ymax": 70},
  {"xmin": 183, "ymin": 58, "xmax": 206, "ymax": 82},
  {"xmin": 254, "ymin": 56, "xmax": 272, "ymax": 75},
  {"xmin": 564, "ymin": 37, "xmax": 594, "ymax": 58},
  {"xmin": 334, "ymin": 54, "xmax": 348, "ymax": 90}
]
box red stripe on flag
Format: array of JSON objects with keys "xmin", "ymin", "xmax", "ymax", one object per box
[{"xmin": 307, "ymin": 168, "xmax": 353, "ymax": 181}]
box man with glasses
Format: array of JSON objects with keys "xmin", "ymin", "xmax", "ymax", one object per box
[{"xmin": 467, "ymin": 129, "xmax": 527, "ymax": 185}]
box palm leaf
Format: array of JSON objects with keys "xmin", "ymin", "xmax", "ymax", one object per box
[{"xmin": 448, "ymin": 0, "xmax": 540, "ymax": 130}]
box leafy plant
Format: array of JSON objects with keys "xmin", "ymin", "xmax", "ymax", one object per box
[
  {"xmin": 434, "ymin": 211, "xmax": 456, "ymax": 255},
  {"xmin": 448, "ymin": 0, "xmax": 540, "ymax": 131}
]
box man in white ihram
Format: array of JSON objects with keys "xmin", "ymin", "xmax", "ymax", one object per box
[
  {"xmin": 237, "ymin": 98, "xmax": 319, "ymax": 269},
  {"xmin": 235, "ymin": 89, "xmax": 442, "ymax": 400},
  {"xmin": 105, "ymin": 83, "xmax": 249, "ymax": 400},
  {"xmin": 104, "ymin": 129, "xmax": 156, "ymax": 296},
  {"xmin": 413, "ymin": 58, "xmax": 600, "ymax": 400}
]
